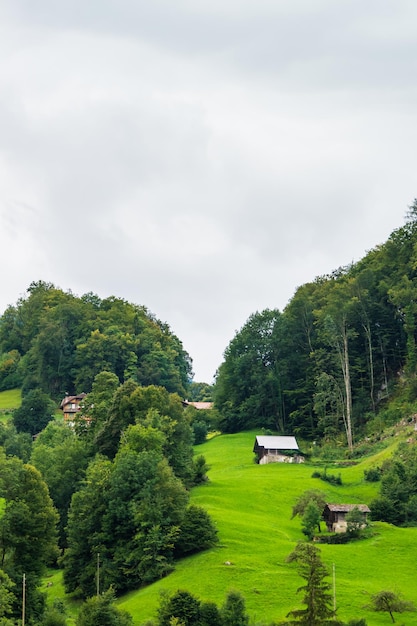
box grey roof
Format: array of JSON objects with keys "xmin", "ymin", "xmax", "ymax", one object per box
[
  {"xmin": 254, "ymin": 435, "xmax": 300, "ymax": 451},
  {"xmin": 325, "ymin": 504, "xmax": 370, "ymax": 513}
]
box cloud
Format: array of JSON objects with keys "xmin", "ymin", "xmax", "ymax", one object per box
[{"xmin": 0, "ymin": 1, "xmax": 416, "ymax": 381}]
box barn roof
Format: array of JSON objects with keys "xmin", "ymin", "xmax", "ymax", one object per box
[
  {"xmin": 253, "ymin": 435, "xmax": 300, "ymax": 451},
  {"xmin": 325, "ymin": 503, "xmax": 371, "ymax": 513}
]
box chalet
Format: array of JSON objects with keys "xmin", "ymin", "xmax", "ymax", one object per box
[
  {"xmin": 323, "ymin": 503, "xmax": 371, "ymax": 533},
  {"xmin": 253, "ymin": 435, "xmax": 304, "ymax": 464},
  {"xmin": 60, "ymin": 393, "xmax": 87, "ymax": 422}
]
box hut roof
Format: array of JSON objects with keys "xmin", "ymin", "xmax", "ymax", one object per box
[{"xmin": 325, "ymin": 503, "xmax": 370, "ymax": 513}]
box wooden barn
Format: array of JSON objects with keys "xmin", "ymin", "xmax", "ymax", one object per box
[
  {"xmin": 323, "ymin": 503, "xmax": 371, "ymax": 533},
  {"xmin": 253, "ymin": 435, "xmax": 304, "ymax": 464}
]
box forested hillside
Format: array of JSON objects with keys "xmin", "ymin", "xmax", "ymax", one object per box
[
  {"xmin": 215, "ymin": 202, "xmax": 417, "ymax": 449},
  {"xmin": 0, "ymin": 283, "xmax": 218, "ymax": 624},
  {"xmin": 0, "ymin": 281, "xmax": 192, "ymax": 399}
]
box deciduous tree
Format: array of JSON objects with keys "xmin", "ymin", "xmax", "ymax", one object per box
[{"xmin": 365, "ymin": 590, "xmax": 416, "ymax": 623}]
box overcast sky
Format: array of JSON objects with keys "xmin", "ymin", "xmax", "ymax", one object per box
[{"xmin": 1, "ymin": 1, "xmax": 417, "ymax": 383}]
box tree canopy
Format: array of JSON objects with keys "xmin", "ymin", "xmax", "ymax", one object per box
[{"xmin": 0, "ymin": 281, "xmax": 192, "ymax": 400}]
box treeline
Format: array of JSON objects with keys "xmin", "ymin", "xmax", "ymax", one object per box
[
  {"xmin": 215, "ymin": 202, "xmax": 417, "ymax": 447},
  {"xmin": 0, "ymin": 281, "xmax": 192, "ymax": 399}
]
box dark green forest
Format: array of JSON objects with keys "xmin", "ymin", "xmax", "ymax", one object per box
[{"xmin": 215, "ymin": 202, "xmax": 417, "ymax": 449}]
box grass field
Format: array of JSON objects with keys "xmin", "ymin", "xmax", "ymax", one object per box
[
  {"xmin": 115, "ymin": 431, "xmax": 417, "ymax": 625},
  {"xmin": 0, "ymin": 388, "xmax": 21, "ymax": 409}
]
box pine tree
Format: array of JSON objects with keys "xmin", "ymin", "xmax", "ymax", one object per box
[{"xmin": 286, "ymin": 543, "xmax": 340, "ymax": 625}]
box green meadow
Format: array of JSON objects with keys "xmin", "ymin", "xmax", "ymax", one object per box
[
  {"xmin": 117, "ymin": 431, "xmax": 417, "ymax": 625},
  {"xmin": 0, "ymin": 388, "xmax": 21, "ymax": 420}
]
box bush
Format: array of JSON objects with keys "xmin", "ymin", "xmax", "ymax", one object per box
[
  {"xmin": 311, "ymin": 469, "xmax": 342, "ymax": 485},
  {"xmin": 175, "ymin": 505, "xmax": 218, "ymax": 557},
  {"xmin": 192, "ymin": 421, "xmax": 208, "ymax": 445},
  {"xmin": 364, "ymin": 467, "xmax": 381, "ymax": 482}
]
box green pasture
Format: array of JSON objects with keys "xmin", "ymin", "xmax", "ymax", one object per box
[
  {"xmin": 116, "ymin": 431, "xmax": 417, "ymax": 625},
  {"xmin": 0, "ymin": 388, "xmax": 21, "ymax": 421}
]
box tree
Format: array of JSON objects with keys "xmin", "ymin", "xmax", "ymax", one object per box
[
  {"xmin": 292, "ymin": 490, "xmax": 327, "ymax": 522},
  {"xmin": 157, "ymin": 590, "xmax": 201, "ymax": 626},
  {"xmin": 77, "ymin": 370, "xmax": 120, "ymax": 440},
  {"xmin": 220, "ymin": 590, "xmax": 249, "ymax": 626},
  {"xmin": 174, "ymin": 505, "xmax": 218, "ymax": 557},
  {"xmin": 314, "ymin": 278, "xmax": 358, "ymax": 451},
  {"xmin": 76, "ymin": 589, "xmax": 133, "ymax": 626},
  {"xmin": 13, "ymin": 388, "xmax": 55, "ymax": 436},
  {"xmin": 0, "ymin": 569, "xmax": 15, "ymax": 624},
  {"xmin": 345, "ymin": 507, "xmax": 368, "ymax": 538},
  {"xmin": 62, "ymin": 457, "xmax": 112, "ymax": 597},
  {"xmin": 30, "ymin": 421, "xmax": 91, "ymax": 547},
  {"xmin": 285, "ymin": 542, "xmax": 338, "ymax": 625},
  {"xmin": 0, "ymin": 453, "xmax": 59, "ymax": 623},
  {"xmin": 364, "ymin": 590, "xmax": 416, "ymax": 623},
  {"xmin": 199, "ymin": 601, "xmax": 222, "ymax": 626},
  {"xmin": 301, "ymin": 502, "xmax": 322, "ymax": 540},
  {"xmin": 214, "ymin": 309, "xmax": 288, "ymax": 433}
]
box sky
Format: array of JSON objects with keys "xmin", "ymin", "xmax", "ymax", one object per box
[{"xmin": 1, "ymin": 1, "xmax": 417, "ymax": 383}]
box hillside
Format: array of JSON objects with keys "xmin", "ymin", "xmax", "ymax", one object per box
[{"xmin": 118, "ymin": 430, "xmax": 417, "ymax": 625}]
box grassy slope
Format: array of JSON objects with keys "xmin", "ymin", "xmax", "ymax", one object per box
[
  {"xmin": 0, "ymin": 389, "xmax": 22, "ymax": 419},
  {"xmin": 118, "ymin": 431, "xmax": 417, "ymax": 626}
]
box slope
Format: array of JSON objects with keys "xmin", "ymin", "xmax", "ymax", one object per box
[{"xmin": 118, "ymin": 431, "xmax": 417, "ymax": 625}]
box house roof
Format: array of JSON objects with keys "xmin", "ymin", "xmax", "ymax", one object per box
[
  {"xmin": 184, "ymin": 401, "xmax": 213, "ymax": 410},
  {"xmin": 253, "ymin": 435, "xmax": 300, "ymax": 451},
  {"xmin": 325, "ymin": 504, "xmax": 371, "ymax": 513},
  {"xmin": 60, "ymin": 393, "xmax": 87, "ymax": 410}
]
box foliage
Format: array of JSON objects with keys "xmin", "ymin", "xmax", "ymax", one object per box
[
  {"xmin": 213, "ymin": 208, "xmax": 417, "ymax": 446},
  {"xmin": 345, "ymin": 507, "xmax": 368, "ymax": 539},
  {"xmin": 370, "ymin": 443, "xmax": 417, "ymax": 525},
  {"xmin": 311, "ymin": 470, "xmax": 342, "ymax": 486},
  {"xmin": 63, "ymin": 405, "xmax": 214, "ymax": 597},
  {"xmin": 12, "ymin": 388, "xmax": 55, "ymax": 435},
  {"xmin": 174, "ymin": 505, "xmax": 218, "ymax": 557},
  {"xmin": 301, "ymin": 501, "xmax": 322, "ymax": 540},
  {"xmin": 187, "ymin": 382, "xmax": 214, "ymax": 402},
  {"xmin": 363, "ymin": 467, "xmax": 381, "ymax": 482},
  {"xmin": 192, "ymin": 420, "xmax": 208, "ymax": 445},
  {"xmin": 76, "ymin": 589, "xmax": 133, "ymax": 626},
  {"xmin": 0, "ymin": 421, "xmax": 32, "ymax": 461},
  {"xmin": 214, "ymin": 309, "xmax": 287, "ymax": 433},
  {"xmin": 30, "ymin": 421, "xmax": 91, "ymax": 547},
  {"xmin": 285, "ymin": 542, "xmax": 338, "ymax": 625},
  {"xmin": 155, "ymin": 588, "xmax": 249, "ymax": 626},
  {"xmin": 364, "ymin": 590, "xmax": 416, "ymax": 623},
  {"xmin": 291, "ymin": 490, "xmax": 327, "ymax": 520},
  {"xmin": 0, "ymin": 569, "xmax": 15, "ymax": 624},
  {"xmin": 0, "ymin": 452, "xmax": 59, "ymax": 623},
  {"xmin": 221, "ymin": 590, "xmax": 249, "ymax": 626},
  {"xmin": 0, "ymin": 282, "xmax": 192, "ymax": 400},
  {"xmin": 157, "ymin": 590, "xmax": 201, "ymax": 626},
  {"xmin": 42, "ymin": 604, "xmax": 68, "ymax": 626}
]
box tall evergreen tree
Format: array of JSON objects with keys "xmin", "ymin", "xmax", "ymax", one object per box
[{"xmin": 286, "ymin": 542, "xmax": 339, "ymax": 626}]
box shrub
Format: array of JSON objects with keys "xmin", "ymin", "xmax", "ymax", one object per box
[
  {"xmin": 192, "ymin": 421, "xmax": 208, "ymax": 445},
  {"xmin": 175, "ymin": 505, "xmax": 218, "ymax": 557},
  {"xmin": 364, "ymin": 467, "xmax": 381, "ymax": 482},
  {"xmin": 311, "ymin": 469, "xmax": 342, "ymax": 485}
]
